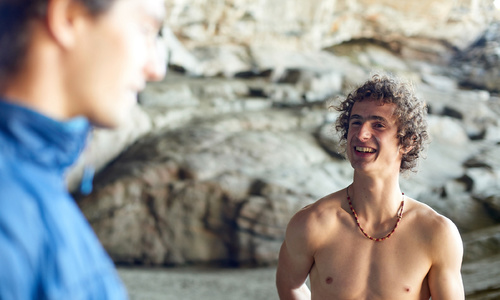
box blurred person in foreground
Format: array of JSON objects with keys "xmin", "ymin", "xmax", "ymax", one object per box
[
  {"xmin": 276, "ymin": 74, "xmax": 464, "ymax": 299},
  {"xmin": 0, "ymin": 0, "xmax": 166, "ymax": 298}
]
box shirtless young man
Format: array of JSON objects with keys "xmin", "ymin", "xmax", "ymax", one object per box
[{"xmin": 276, "ymin": 74, "xmax": 464, "ymax": 300}]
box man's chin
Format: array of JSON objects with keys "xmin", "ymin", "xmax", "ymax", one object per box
[
  {"xmin": 90, "ymin": 120, "xmax": 119, "ymax": 129},
  {"xmin": 89, "ymin": 109, "xmax": 132, "ymax": 129}
]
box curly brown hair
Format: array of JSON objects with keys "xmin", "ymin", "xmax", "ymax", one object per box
[{"xmin": 334, "ymin": 74, "xmax": 429, "ymax": 173}]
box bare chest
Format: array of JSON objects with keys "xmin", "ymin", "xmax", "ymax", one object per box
[{"xmin": 309, "ymin": 224, "xmax": 432, "ymax": 300}]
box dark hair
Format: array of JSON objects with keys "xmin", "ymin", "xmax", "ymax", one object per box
[
  {"xmin": 334, "ymin": 74, "xmax": 429, "ymax": 173},
  {"xmin": 0, "ymin": 0, "xmax": 115, "ymax": 85}
]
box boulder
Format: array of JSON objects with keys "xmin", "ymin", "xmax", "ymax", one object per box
[
  {"xmin": 191, "ymin": 44, "xmax": 253, "ymax": 78},
  {"xmin": 66, "ymin": 106, "xmax": 152, "ymax": 192},
  {"xmin": 162, "ymin": 26, "xmax": 203, "ymax": 76},
  {"xmin": 418, "ymin": 84, "xmax": 495, "ymax": 138},
  {"xmin": 453, "ymin": 22, "xmax": 500, "ymax": 92},
  {"xmin": 316, "ymin": 121, "xmax": 344, "ymax": 159},
  {"xmin": 76, "ymin": 108, "xmax": 351, "ymax": 265},
  {"xmin": 411, "ymin": 115, "xmax": 474, "ymax": 187},
  {"xmin": 463, "ymin": 225, "xmax": 500, "ymax": 263},
  {"xmin": 462, "ymin": 254, "xmax": 500, "ymax": 299}
]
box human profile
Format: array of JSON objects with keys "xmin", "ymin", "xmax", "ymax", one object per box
[{"xmin": 0, "ymin": 0, "xmax": 166, "ymax": 298}]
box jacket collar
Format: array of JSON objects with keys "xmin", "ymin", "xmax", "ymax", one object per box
[{"xmin": 0, "ymin": 99, "xmax": 91, "ymax": 172}]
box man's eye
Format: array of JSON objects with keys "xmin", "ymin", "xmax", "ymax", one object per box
[
  {"xmin": 141, "ymin": 24, "xmax": 159, "ymax": 39},
  {"xmin": 157, "ymin": 27, "xmax": 164, "ymax": 38}
]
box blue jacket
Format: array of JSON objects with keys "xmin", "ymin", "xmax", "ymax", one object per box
[{"xmin": 0, "ymin": 100, "xmax": 127, "ymax": 299}]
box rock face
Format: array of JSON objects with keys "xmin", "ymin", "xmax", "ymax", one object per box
[
  {"xmin": 165, "ymin": 0, "xmax": 498, "ymax": 51},
  {"xmin": 452, "ymin": 22, "xmax": 500, "ymax": 92},
  {"xmin": 162, "ymin": 0, "xmax": 500, "ymax": 78},
  {"xmin": 462, "ymin": 225, "xmax": 500, "ymax": 299},
  {"xmin": 77, "ymin": 96, "xmax": 351, "ymax": 265}
]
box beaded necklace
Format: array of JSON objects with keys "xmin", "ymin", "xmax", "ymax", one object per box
[{"xmin": 347, "ymin": 188, "xmax": 405, "ymax": 242}]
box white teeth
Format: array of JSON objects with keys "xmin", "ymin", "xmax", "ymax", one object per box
[{"xmin": 356, "ymin": 146, "xmax": 375, "ymax": 153}]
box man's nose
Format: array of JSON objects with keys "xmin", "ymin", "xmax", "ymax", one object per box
[
  {"xmin": 145, "ymin": 36, "xmax": 168, "ymax": 82},
  {"xmin": 357, "ymin": 123, "xmax": 371, "ymax": 140}
]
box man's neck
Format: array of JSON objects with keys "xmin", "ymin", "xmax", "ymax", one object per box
[
  {"xmin": 3, "ymin": 26, "xmax": 75, "ymax": 121},
  {"xmin": 349, "ymin": 171, "xmax": 403, "ymax": 224}
]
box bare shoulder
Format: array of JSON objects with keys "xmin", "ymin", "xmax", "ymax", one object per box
[
  {"xmin": 288, "ymin": 189, "xmax": 345, "ymax": 227},
  {"xmin": 406, "ymin": 199, "xmax": 459, "ymax": 233},
  {"xmin": 405, "ymin": 198, "xmax": 463, "ymax": 255},
  {"xmin": 285, "ymin": 189, "xmax": 347, "ymax": 246}
]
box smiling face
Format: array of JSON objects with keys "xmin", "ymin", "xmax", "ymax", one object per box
[
  {"xmin": 346, "ymin": 99, "xmax": 405, "ymax": 177},
  {"xmin": 66, "ymin": 0, "xmax": 166, "ymax": 127}
]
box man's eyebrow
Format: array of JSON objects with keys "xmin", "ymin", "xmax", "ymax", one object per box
[
  {"xmin": 147, "ymin": 11, "xmax": 165, "ymax": 37},
  {"xmin": 154, "ymin": 13, "xmax": 165, "ymax": 27},
  {"xmin": 349, "ymin": 114, "xmax": 388, "ymax": 122},
  {"xmin": 152, "ymin": 13, "xmax": 165, "ymax": 28},
  {"xmin": 143, "ymin": 4, "xmax": 166, "ymax": 27}
]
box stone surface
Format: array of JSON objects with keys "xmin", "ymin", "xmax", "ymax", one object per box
[
  {"xmin": 117, "ymin": 252, "xmax": 500, "ymax": 300},
  {"xmin": 463, "ymin": 225, "xmax": 500, "ymax": 263},
  {"xmin": 452, "ymin": 22, "xmax": 500, "ymax": 92},
  {"xmin": 462, "ymin": 254, "xmax": 500, "ymax": 299},
  {"xmin": 118, "ymin": 267, "xmax": 279, "ymax": 300},
  {"xmin": 77, "ymin": 109, "xmax": 341, "ymax": 265},
  {"xmin": 417, "ymin": 84, "xmax": 495, "ymax": 138},
  {"xmin": 66, "ymin": 106, "xmax": 153, "ymax": 192},
  {"xmin": 164, "ymin": 0, "xmax": 499, "ymax": 53}
]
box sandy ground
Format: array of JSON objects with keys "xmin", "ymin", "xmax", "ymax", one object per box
[
  {"xmin": 119, "ymin": 256, "xmax": 500, "ymax": 300},
  {"xmin": 118, "ymin": 267, "xmax": 280, "ymax": 300}
]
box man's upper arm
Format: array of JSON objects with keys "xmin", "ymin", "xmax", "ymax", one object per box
[
  {"xmin": 276, "ymin": 209, "xmax": 315, "ymax": 297},
  {"xmin": 427, "ymin": 216, "xmax": 465, "ymax": 299},
  {"xmin": 276, "ymin": 240, "xmax": 313, "ymax": 289}
]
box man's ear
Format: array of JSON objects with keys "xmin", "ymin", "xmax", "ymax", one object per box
[
  {"xmin": 401, "ymin": 145, "xmax": 413, "ymax": 155},
  {"xmin": 45, "ymin": 0, "xmax": 89, "ymax": 49},
  {"xmin": 400, "ymin": 135, "xmax": 416, "ymax": 155}
]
